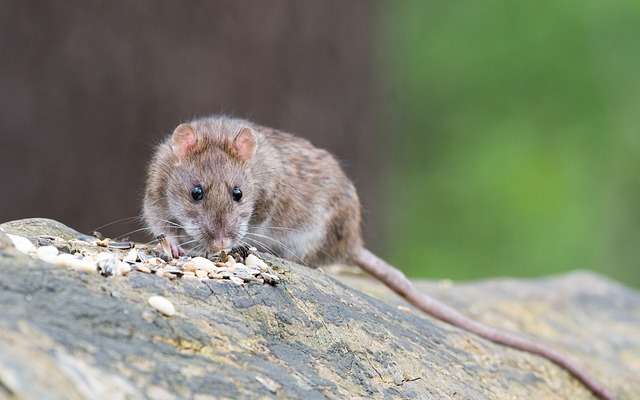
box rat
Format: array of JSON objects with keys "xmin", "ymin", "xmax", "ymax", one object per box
[{"xmin": 143, "ymin": 115, "xmax": 612, "ymax": 400}]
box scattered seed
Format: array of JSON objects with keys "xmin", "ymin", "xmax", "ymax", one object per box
[
  {"xmin": 164, "ymin": 268, "xmax": 184, "ymax": 277},
  {"xmin": 255, "ymin": 376, "xmax": 281, "ymax": 394},
  {"xmin": 148, "ymin": 295, "xmax": 175, "ymax": 316},
  {"xmin": 20, "ymin": 232, "xmax": 282, "ymax": 285},
  {"xmin": 135, "ymin": 264, "xmax": 152, "ymax": 274},
  {"xmin": 157, "ymin": 234, "xmax": 172, "ymax": 258},
  {"xmin": 146, "ymin": 257, "xmax": 165, "ymax": 265},
  {"xmin": 260, "ymin": 273, "xmax": 280, "ymax": 285},
  {"xmin": 245, "ymin": 254, "xmax": 269, "ymax": 270},
  {"xmin": 108, "ymin": 241, "xmax": 135, "ymax": 250},
  {"xmin": 192, "ymin": 257, "xmax": 215, "ymax": 272},
  {"xmin": 229, "ymin": 276, "xmax": 244, "ymax": 285},
  {"xmin": 181, "ymin": 262, "xmax": 197, "ymax": 272},
  {"xmin": 54, "ymin": 253, "xmax": 97, "ymax": 273},
  {"xmin": 97, "ymin": 255, "xmax": 120, "ymax": 276},
  {"xmin": 7, "ymin": 234, "xmax": 36, "ymax": 255},
  {"xmin": 137, "ymin": 250, "xmax": 149, "ymax": 263},
  {"xmin": 116, "ymin": 261, "xmax": 132, "ymax": 276},
  {"xmin": 95, "ymin": 252, "xmax": 113, "ymax": 263},
  {"xmin": 230, "ymin": 245, "xmax": 249, "ymax": 259},
  {"xmin": 36, "ymin": 245, "xmax": 59, "ymax": 260},
  {"xmin": 122, "ymin": 248, "xmax": 137, "ymax": 263}
]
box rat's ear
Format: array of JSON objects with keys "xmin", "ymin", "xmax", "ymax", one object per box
[
  {"xmin": 171, "ymin": 124, "xmax": 198, "ymax": 160},
  {"xmin": 232, "ymin": 127, "xmax": 257, "ymax": 161}
]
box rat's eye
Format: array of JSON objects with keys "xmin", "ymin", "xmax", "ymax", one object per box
[
  {"xmin": 191, "ymin": 185, "xmax": 204, "ymax": 202},
  {"xmin": 232, "ymin": 186, "xmax": 242, "ymax": 202}
]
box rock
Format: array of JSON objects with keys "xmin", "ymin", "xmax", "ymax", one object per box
[
  {"xmin": 0, "ymin": 218, "xmax": 92, "ymax": 241},
  {"xmin": 0, "ymin": 218, "xmax": 639, "ymax": 399}
]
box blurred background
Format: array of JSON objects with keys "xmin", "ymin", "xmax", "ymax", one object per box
[{"xmin": 1, "ymin": 1, "xmax": 638, "ymax": 287}]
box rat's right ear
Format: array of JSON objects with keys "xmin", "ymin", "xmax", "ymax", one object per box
[{"xmin": 171, "ymin": 124, "xmax": 198, "ymax": 160}]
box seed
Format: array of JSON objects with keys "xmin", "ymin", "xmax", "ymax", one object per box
[
  {"xmin": 157, "ymin": 234, "xmax": 172, "ymax": 257},
  {"xmin": 260, "ymin": 273, "xmax": 280, "ymax": 285},
  {"xmin": 116, "ymin": 261, "xmax": 132, "ymax": 276},
  {"xmin": 244, "ymin": 254, "xmax": 269, "ymax": 270},
  {"xmin": 107, "ymin": 241, "xmax": 134, "ymax": 250},
  {"xmin": 146, "ymin": 257, "xmax": 165, "ymax": 265},
  {"xmin": 164, "ymin": 268, "xmax": 184, "ymax": 277},
  {"xmin": 36, "ymin": 245, "xmax": 59, "ymax": 260},
  {"xmin": 148, "ymin": 295, "xmax": 175, "ymax": 316},
  {"xmin": 95, "ymin": 252, "xmax": 113, "ymax": 263},
  {"xmin": 123, "ymin": 248, "xmax": 138, "ymax": 263},
  {"xmin": 55, "ymin": 253, "xmax": 97, "ymax": 273},
  {"xmin": 255, "ymin": 376, "xmax": 281, "ymax": 394},
  {"xmin": 192, "ymin": 257, "xmax": 215, "ymax": 272},
  {"xmin": 229, "ymin": 276, "xmax": 244, "ymax": 285},
  {"xmin": 181, "ymin": 262, "xmax": 197, "ymax": 272},
  {"xmin": 7, "ymin": 234, "xmax": 36, "ymax": 255},
  {"xmin": 135, "ymin": 264, "xmax": 152, "ymax": 274}
]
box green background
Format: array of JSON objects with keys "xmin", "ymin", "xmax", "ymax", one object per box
[{"xmin": 378, "ymin": 1, "xmax": 640, "ymax": 287}]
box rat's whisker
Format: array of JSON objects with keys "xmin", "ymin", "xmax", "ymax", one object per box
[
  {"xmin": 113, "ymin": 227, "xmax": 157, "ymax": 241},
  {"xmin": 248, "ymin": 225, "xmax": 301, "ymax": 233},
  {"xmin": 242, "ymin": 237, "xmax": 280, "ymax": 259},
  {"xmin": 244, "ymin": 232, "xmax": 305, "ymax": 265},
  {"xmin": 88, "ymin": 216, "xmax": 145, "ymax": 234}
]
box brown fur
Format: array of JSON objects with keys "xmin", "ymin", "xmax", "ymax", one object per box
[{"xmin": 143, "ymin": 115, "xmax": 362, "ymax": 265}]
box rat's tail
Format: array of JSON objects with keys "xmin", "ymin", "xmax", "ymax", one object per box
[{"xmin": 355, "ymin": 248, "xmax": 613, "ymax": 400}]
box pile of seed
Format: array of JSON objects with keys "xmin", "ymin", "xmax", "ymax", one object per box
[{"xmin": 5, "ymin": 233, "xmax": 280, "ymax": 286}]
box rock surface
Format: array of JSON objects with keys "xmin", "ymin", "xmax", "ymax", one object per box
[{"xmin": 0, "ymin": 218, "xmax": 639, "ymax": 400}]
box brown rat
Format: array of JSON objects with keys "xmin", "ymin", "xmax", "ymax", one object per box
[{"xmin": 143, "ymin": 115, "xmax": 612, "ymax": 400}]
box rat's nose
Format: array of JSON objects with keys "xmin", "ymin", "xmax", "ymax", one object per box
[{"xmin": 209, "ymin": 237, "xmax": 232, "ymax": 251}]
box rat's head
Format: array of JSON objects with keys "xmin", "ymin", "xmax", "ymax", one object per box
[{"xmin": 160, "ymin": 121, "xmax": 259, "ymax": 253}]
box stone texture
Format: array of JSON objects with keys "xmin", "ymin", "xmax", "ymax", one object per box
[{"xmin": 1, "ymin": 218, "xmax": 639, "ymax": 399}]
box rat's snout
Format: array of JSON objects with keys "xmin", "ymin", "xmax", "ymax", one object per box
[
  {"xmin": 201, "ymin": 225, "xmax": 233, "ymax": 251},
  {"xmin": 208, "ymin": 236, "xmax": 232, "ymax": 251}
]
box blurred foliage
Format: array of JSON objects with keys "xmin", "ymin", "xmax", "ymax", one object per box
[{"xmin": 378, "ymin": 1, "xmax": 640, "ymax": 287}]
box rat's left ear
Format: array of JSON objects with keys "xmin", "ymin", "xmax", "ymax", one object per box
[{"xmin": 232, "ymin": 127, "xmax": 258, "ymax": 161}]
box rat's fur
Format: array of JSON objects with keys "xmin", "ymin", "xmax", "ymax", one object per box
[{"xmin": 144, "ymin": 116, "xmax": 362, "ymax": 264}]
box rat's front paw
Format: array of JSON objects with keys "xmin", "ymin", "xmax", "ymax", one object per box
[{"xmin": 156, "ymin": 235, "xmax": 186, "ymax": 258}]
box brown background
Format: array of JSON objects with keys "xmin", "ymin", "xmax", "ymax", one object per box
[{"xmin": 0, "ymin": 1, "xmax": 387, "ymax": 252}]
